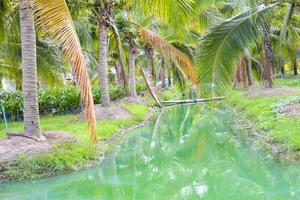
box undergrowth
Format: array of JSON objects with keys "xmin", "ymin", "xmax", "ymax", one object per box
[
  {"xmin": 3, "ymin": 143, "xmax": 98, "ymax": 182},
  {"xmin": 228, "ymin": 90, "xmax": 300, "ymax": 149}
]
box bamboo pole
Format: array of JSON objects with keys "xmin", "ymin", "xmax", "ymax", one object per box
[{"xmin": 162, "ymin": 96, "xmax": 225, "ymax": 106}]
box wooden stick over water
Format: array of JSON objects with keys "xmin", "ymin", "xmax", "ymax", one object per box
[{"xmin": 162, "ymin": 96, "xmax": 225, "ymax": 106}]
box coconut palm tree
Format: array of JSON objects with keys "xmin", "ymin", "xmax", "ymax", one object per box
[
  {"xmin": 196, "ymin": 1, "xmax": 300, "ymax": 94},
  {"xmin": 128, "ymin": 38, "xmax": 138, "ymax": 97},
  {"xmin": 262, "ymin": 24, "xmax": 275, "ymax": 88},
  {"xmin": 8, "ymin": 0, "xmax": 97, "ymax": 141},
  {"xmin": 19, "ymin": 0, "xmax": 42, "ymax": 139},
  {"xmin": 93, "ymin": 1, "xmax": 111, "ymax": 106},
  {"xmin": 278, "ymin": 3, "xmax": 299, "ymax": 76},
  {"xmin": 93, "ymin": 0, "xmax": 130, "ymax": 107}
]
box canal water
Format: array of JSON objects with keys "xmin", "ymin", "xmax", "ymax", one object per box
[{"xmin": 0, "ymin": 104, "xmax": 299, "ymax": 199}]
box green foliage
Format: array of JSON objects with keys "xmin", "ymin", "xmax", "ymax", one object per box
[
  {"xmin": 228, "ymin": 90, "xmax": 300, "ymax": 149},
  {"xmin": 274, "ymin": 78, "xmax": 300, "ymax": 88},
  {"xmin": 0, "ymin": 85, "xmax": 128, "ymax": 120},
  {"xmin": 4, "ymin": 143, "xmax": 98, "ymax": 182},
  {"xmin": 39, "ymin": 87, "xmax": 81, "ymax": 113},
  {"xmin": 136, "ymin": 80, "xmax": 147, "ymax": 94},
  {"xmin": 196, "ymin": 4, "xmax": 277, "ymax": 94},
  {"xmin": 124, "ymin": 104, "xmax": 149, "ymax": 121},
  {"xmin": 0, "ymin": 90, "xmax": 23, "ymax": 120},
  {"xmin": 272, "ymin": 95, "xmax": 300, "ymax": 113},
  {"xmin": 161, "ymin": 88, "xmax": 183, "ymax": 101}
]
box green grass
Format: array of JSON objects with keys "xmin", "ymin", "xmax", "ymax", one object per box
[
  {"xmin": 228, "ymin": 90, "xmax": 300, "ymax": 149},
  {"xmin": 3, "ymin": 143, "xmax": 98, "ymax": 181},
  {"xmin": 274, "ymin": 77, "xmax": 300, "ymax": 88},
  {"xmin": 0, "ymin": 103, "xmax": 149, "ymax": 182},
  {"xmin": 0, "ymin": 103, "xmax": 149, "ymax": 141},
  {"xmin": 160, "ymin": 87, "xmax": 184, "ymax": 101}
]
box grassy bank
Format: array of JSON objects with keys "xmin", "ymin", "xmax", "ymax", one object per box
[
  {"xmin": 0, "ymin": 102, "xmax": 150, "ymax": 182},
  {"xmin": 228, "ymin": 90, "xmax": 300, "ymax": 152},
  {"xmin": 0, "ymin": 103, "xmax": 149, "ymax": 141}
]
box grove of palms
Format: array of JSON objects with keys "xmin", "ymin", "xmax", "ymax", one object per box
[{"xmin": 0, "ymin": 0, "xmax": 299, "ymax": 196}]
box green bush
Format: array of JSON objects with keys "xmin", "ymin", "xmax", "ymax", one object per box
[
  {"xmin": 0, "ymin": 84, "xmax": 128, "ymax": 120},
  {"xmin": 136, "ymin": 79, "xmax": 147, "ymax": 94}
]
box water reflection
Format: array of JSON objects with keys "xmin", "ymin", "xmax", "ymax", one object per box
[{"xmin": 0, "ymin": 104, "xmax": 299, "ymax": 200}]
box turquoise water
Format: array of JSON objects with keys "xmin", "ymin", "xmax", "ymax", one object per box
[{"xmin": 0, "ymin": 104, "xmax": 299, "ymax": 200}]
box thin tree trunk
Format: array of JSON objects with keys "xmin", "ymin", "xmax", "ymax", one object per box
[
  {"xmin": 245, "ymin": 49, "xmax": 254, "ymax": 86},
  {"xmin": 113, "ymin": 63, "xmax": 120, "ymax": 85},
  {"xmin": 129, "ymin": 41, "xmax": 137, "ymax": 97},
  {"xmin": 145, "ymin": 45, "xmax": 153, "ymax": 83},
  {"xmin": 245, "ymin": 55, "xmax": 254, "ymax": 86},
  {"xmin": 19, "ymin": 0, "xmax": 41, "ymax": 138},
  {"xmin": 262, "ymin": 26, "xmax": 275, "ymax": 88},
  {"xmin": 161, "ymin": 59, "xmax": 166, "ymax": 88},
  {"xmin": 234, "ymin": 58, "xmax": 248, "ymax": 89},
  {"xmin": 155, "ymin": 65, "xmax": 160, "ymax": 86},
  {"xmin": 168, "ymin": 71, "xmax": 171, "ymax": 87},
  {"xmin": 293, "ymin": 59, "xmax": 298, "ymax": 76},
  {"xmin": 279, "ymin": 58, "xmax": 285, "ymax": 76},
  {"xmin": 98, "ymin": 22, "xmax": 110, "ymax": 107}
]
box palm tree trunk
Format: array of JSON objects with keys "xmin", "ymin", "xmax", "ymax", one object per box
[
  {"xmin": 293, "ymin": 58, "xmax": 298, "ymax": 76},
  {"xmin": 161, "ymin": 59, "xmax": 166, "ymax": 88},
  {"xmin": 168, "ymin": 71, "xmax": 171, "ymax": 87},
  {"xmin": 234, "ymin": 58, "xmax": 248, "ymax": 88},
  {"xmin": 145, "ymin": 44, "xmax": 153, "ymax": 83},
  {"xmin": 19, "ymin": 0, "xmax": 41, "ymax": 138},
  {"xmin": 98, "ymin": 22, "xmax": 110, "ymax": 107},
  {"xmin": 113, "ymin": 63, "xmax": 120, "ymax": 85},
  {"xmin": 244, "ymin": 49, "xmax": 254, "ymax": 86},
  {"xmin": 129, "ymin": 42, "xmax": 137, "ymax": 97},
  {"xmin": 262, "ymin": 26, "xmax": 275, "ymax": 88},
  {"xmin": 278, "ymin": 58, "xmax": 285, "ymax": 77}
]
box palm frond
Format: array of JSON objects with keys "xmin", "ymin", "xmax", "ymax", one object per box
[
  {"xmin": 140, "ymin": 28, "xmax": 198, "ymax": 84},
  {"xmin": 196, "ymin": 3, "xmax": 278, "ymax": 95},
  {"xmin": 34, "ymin": 0, "xmax": 96, "ymax": 142},
  {"xmin": 131, "ymin": 0, "xmax": 194, "ymax": 23},
  {"xmin": 110, "ymin": 22, "xmax": 129, "ymax": 87}
]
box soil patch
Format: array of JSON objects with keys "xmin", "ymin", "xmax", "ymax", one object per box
[
  {"xmin": 0, "ymin": 131, "xmax": 77, "ymax": 166},
  {"xmin": 124, "ymin": 96, "xmax": 148, "ymax": 104},
  {"xmin": 78, "ymin": 103, "xmax": 132, "ymax": 120},
  {"xmin": 280, "ymin": 104, "xmax": 300, "ymax": 117},
  {"xmin": 246, "ymin": 87, "xmax": 300, "ymax": 98}
]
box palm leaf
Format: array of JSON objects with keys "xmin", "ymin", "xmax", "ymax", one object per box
[
  {"xmin": 196, "ymin": 3, "xmax": 278, "ymax": 95},
  {"xmin": 34, "ymin": 0, "xmax": 97, "ymax": 142},
  {"xmin": 110, "ymin": 22, "xmax": 129, "ymax": 87},
  {"xmin": 140, "ymin": 28, "xmax": 198, "ymax": 84},
  {"xmin": 131, "ymin": 0, "xmax": 194, "ymax": 23}
]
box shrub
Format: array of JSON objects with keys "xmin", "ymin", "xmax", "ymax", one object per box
[{"xmin": 0, "ymin": 84, "xmax": 128, "ymax": 121}]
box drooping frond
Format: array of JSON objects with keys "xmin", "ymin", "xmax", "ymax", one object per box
[
  {"xmin": 110, "ymin": 22, "xmax": 129, "ymax": 87},
  {"xmin": 34, "ymin": 0, "xmax": 96, "ymax": 142},
  {"xmin": 196, "ymin": 3, "xmax": 278, "ymax": 95},
  {"xmin": 140, "ymin": 28, "xmax": 198, "ymax": 84}
]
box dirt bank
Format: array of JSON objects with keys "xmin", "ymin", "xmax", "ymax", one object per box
[{"xmin": 246, "ymin": 87, "xmax": 300, "ymax": 98}]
